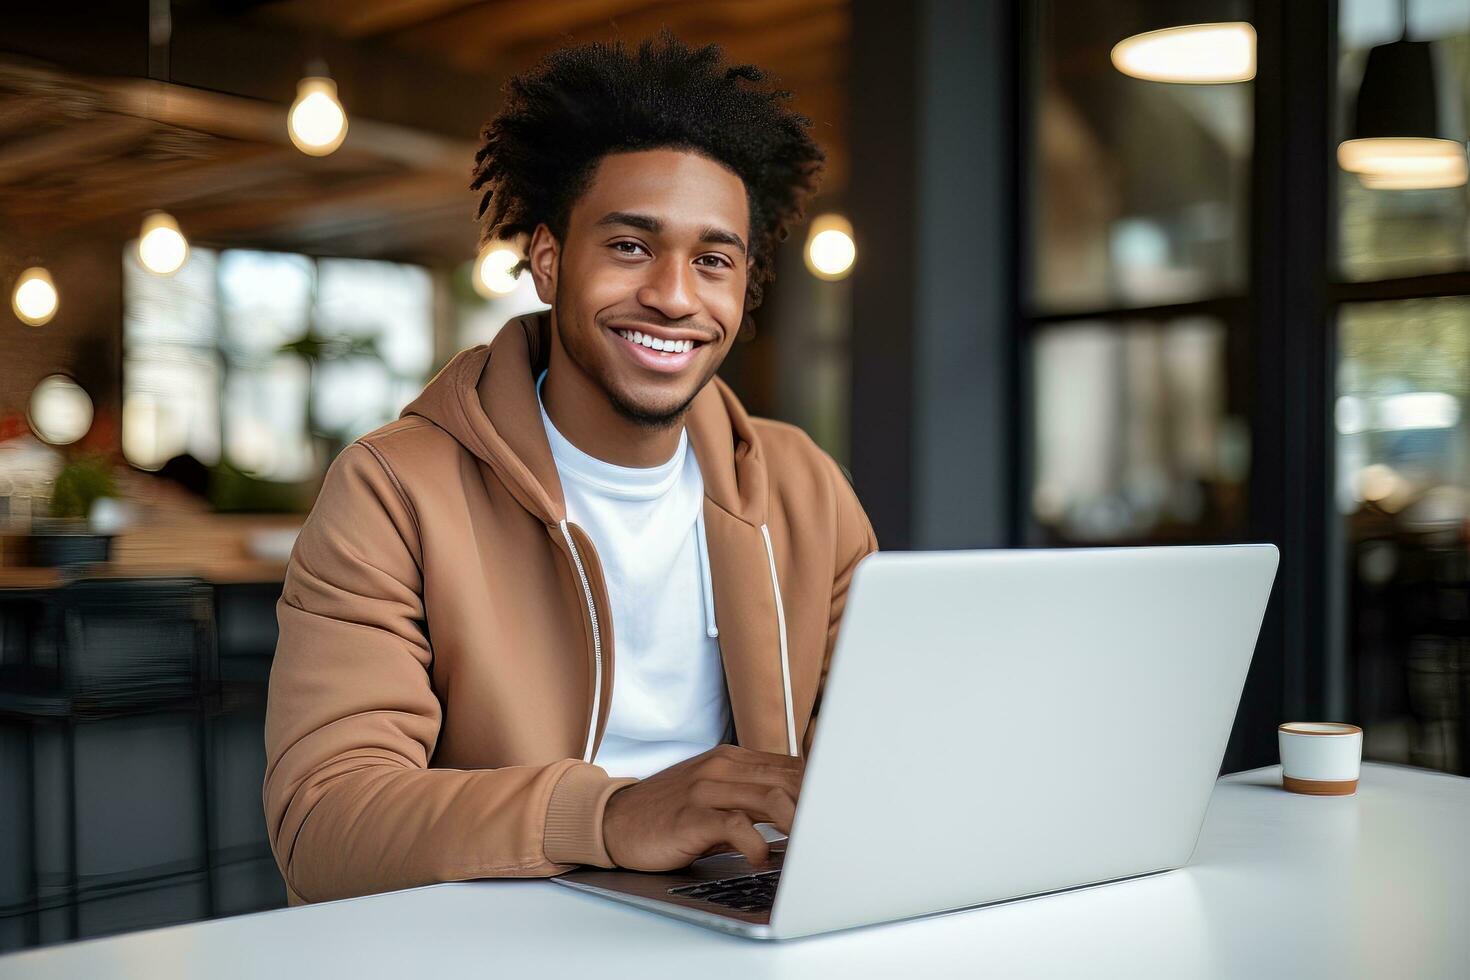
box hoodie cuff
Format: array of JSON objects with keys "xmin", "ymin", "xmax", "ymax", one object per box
[{"xmin": 543, "ymin": 762, "xmax": 640, "ymax": 867}]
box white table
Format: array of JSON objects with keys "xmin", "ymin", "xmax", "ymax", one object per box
[{"xmin": 3, "ymin": 762, "xmax": 1467, "ymax": 979}]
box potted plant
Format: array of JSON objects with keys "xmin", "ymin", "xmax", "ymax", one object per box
[{"xmin": 32, "ymin": 452, "xmax": 120, "ymax": 566}]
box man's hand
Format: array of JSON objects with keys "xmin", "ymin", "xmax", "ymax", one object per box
[{"xmin": 602, "ymin": 743, "xmax": 803, "ymax": 871}]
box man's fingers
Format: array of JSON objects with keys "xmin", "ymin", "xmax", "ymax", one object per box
[
  {"xmin": 712, "ymin": 743, "xmax": 803, "ymax": 770},
  {"xmin": 704, "ymin": 811, "xmax": 773, "ymax": 868},
  {"xmin": 722, "ymin": 745, "xmax": 803, "ymax": 765},
  {"xmin": 702, "ymin": 752, "xmax": 804, "ymax": 798},
  {"xmin": 689, "ymin": 780, "xmax": 796, "ymax": 833}
]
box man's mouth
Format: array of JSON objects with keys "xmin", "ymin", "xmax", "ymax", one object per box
[
  {"xmin": 607, "ymin": 325, "xmax": 710, "ymax": 374},
  {"xmin": 613, "ymin": 328, "xmax": 699, "ymax": 354}
]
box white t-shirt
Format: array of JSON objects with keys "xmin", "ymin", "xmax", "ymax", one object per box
[{"xmin": 536, "ymin": 370, "xmax": 732, "ymax": 779}]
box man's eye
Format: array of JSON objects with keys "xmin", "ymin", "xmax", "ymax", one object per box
[
  {"xmin": 698, "ymin": 255, "xmax": 731, "ymax": 269},
  {"xmin": 611, "ymin": 241, "xmax": 647, "ymax": 256}
]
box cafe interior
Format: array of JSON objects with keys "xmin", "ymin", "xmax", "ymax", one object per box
[{"xmin": 1, "ymin": 0, "xmax": 1469, "ymax": 955}]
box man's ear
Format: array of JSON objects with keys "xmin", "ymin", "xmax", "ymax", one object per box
[{"xmin": 528, "ymin": 223, "xmax": 559, "ymax": 305}]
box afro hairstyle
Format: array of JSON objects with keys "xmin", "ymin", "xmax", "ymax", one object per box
[{"xmin": 469, "ymin": 29, "xmax": 826, "ymax": 326}]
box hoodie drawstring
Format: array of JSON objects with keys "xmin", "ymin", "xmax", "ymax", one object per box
[
  {"xmin": 559, "ymin": 519, "xmax": 603, "ymax": 764},
  {"xmin": 695, "ymin": 508, "xmax": 719, "ymax": 639},
  {"xmin": 563, "ymin": 511, "xmax": 794, "ymax": 763},
  {"xmin": 760, "ymin": 523, "xmax": 799, "ymax": 757}
]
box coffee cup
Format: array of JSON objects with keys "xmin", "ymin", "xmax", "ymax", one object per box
[{"xmin": 1277, "ymin": 722, "xmax": 1363, "ymax": 796}]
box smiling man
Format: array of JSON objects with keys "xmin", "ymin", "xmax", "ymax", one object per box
[{"xmin": 263, "ymin": 32, "xmax": 878, "ymax": 905}]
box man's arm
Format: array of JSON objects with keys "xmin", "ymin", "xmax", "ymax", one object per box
[
  {"xmin": 262, "ymin": 443, "xmax": 636, "ymax": 904},
  {"xmin": 802, "ymin": 456, "xmax": 879, "ymax": 758}
]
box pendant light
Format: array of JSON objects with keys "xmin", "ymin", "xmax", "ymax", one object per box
[
  {"xmin": 1338, "ymin": 0, "xmax": 1467, "ymax": 190},
  {"xmin": 289, "ymin": 61, "xmax": 349, "ymax": 157},
  {"xmin": 804, "ymin": 213, "xmax": 856, "ymax": 281},
  {"xmin": 137, "ymin": 210, "xmax": 190, "ymax": 275},
  {"xmin": 28, "ymin": 374, "xmax": 93, "ymax": 446},
  {"xmin": 474, "ymin": 242, "xmax": 523, "ymax": 297},
  {"xmin": 1111, "ymin": 21, "xmax": 1257, "ymax": 84},
  {"xmin": 12, "ymin": 266, "xmax": 58, "ymax": 326}
]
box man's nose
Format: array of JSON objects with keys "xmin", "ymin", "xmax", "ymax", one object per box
[{"xmin": 636, "ymin": 256, "xmax": 700, "ymax": 320}]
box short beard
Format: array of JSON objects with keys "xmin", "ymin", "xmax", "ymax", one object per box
[
  {"xmin": 554, "ymin": 266, "xmax": 703, "ymax": 432},
  {"xmin": 606, "ymin": 385, "xmax": 698, "ymax": 431}
]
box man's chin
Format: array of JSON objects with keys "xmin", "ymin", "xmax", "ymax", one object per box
[{"xmin": 607, "ymin": 383, "xmax": 700, "ymax": 431}]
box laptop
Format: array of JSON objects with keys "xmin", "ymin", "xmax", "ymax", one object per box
[{"xmin": 553, "ymin": 543, "xmax": 1280, "ymax": 940}]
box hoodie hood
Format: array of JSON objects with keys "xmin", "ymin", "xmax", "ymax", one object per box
[{"xmin": 400, "ymin": 309, "xmax": 771, "ymax": 529}]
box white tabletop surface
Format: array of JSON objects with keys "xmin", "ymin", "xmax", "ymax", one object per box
[{"xmin": 3, "ymin": 762, "xmax": 1468, "ymax": 979}]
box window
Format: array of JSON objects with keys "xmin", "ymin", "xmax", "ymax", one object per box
[
  {"xmin": 1031, "ymin": 317, "xmax": 1248, "ymax": 543},
  {"xmin": 1025, "ymin": 0, "xmax": 1253, "ymax": 548},
  {"xmin": 1335, "ymin": 0, "xmax": 1470, "ymax": 775},
  {"xmin": 122, "ymin": 249, "xmax": 223, "ymax": 472},
  {"xmin": 123, "ymin": 246, "xmax": 434, "ymax": 483},
  {"xmin": 1031, "ymin": 0, "xmax": 1252, "ymax": 314},
  {"xmin": 1337, "ymin": 0, "xmax": 1470, "ymax": 281}
]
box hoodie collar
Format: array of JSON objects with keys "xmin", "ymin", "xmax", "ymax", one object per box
[{"xmin": 400, "ymin": 309, "xmax": 769, "ymax": 529}]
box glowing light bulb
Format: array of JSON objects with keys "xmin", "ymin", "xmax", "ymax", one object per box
[
  {"xmin": 289, "ymin": 76, "xmax": 348, "ymax": 156},
  {"xmin": 12, "ymin": 267, "xmax": 58, "ymax": 326},
  {"xmin": 475, "ymin": 245, "xmax": 523, "ymax": 296},
  {"xmin": 1338, "ymin": 137, "xmax": 1468, "ymax": 190},
  {"xmin": 137, "ymin": 211, "xmax": 190, "ymax": 275},
  {"xmin": 28, "ymin": 375, "xmax": 93, "ymax": 446},
  {"xmin": 804, "ymin": 214, "xmax": 856, "ymax": 280},
  {"xmin": 1111, "ymin": 22, "xmax": 1256, "ymax": 84}
]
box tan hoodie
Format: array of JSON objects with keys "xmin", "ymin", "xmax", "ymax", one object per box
[{"xmin": 263, "ymin": 311, "xmax": 878, "ymax": 906}]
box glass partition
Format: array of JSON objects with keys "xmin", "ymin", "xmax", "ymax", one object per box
[{"xmin": 1030, "ymin": 316, "xmax": 1248, "ymax": 544}]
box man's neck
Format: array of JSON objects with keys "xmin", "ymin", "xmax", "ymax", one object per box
[{"xmin": 541, "ymin": 332, "xmax": 683, "ymax": 469}]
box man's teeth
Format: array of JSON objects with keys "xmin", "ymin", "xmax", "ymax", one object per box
[{"xmin": 615, "ymin": 329, "xmax": 696, "ymax": 354}]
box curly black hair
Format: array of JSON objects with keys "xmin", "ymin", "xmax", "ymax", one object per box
[{"xmin": 470, "ymin": 30, "xmax": 826, "ymax": 324}]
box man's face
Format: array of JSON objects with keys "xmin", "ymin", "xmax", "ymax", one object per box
[{"xmin": 529, "ymin": 148, "xmax": 751, "ymax": 428}]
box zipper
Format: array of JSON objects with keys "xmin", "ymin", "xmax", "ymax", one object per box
[
  {"xmin": 559, "ymin": 519, "xmax": 603, "ymax": 763},
  {"xmin": 760, "ymin": 523, "xmax": 799, "ymax": 757}
]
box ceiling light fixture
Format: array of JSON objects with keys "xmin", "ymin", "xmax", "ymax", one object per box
[
  {"xmin": 474, "ymin": 244, "xmax": 524, "ymax": 297},
  {"xmin": 1338, "ymin": 0, "xmax": 1466, "ymax": 190},
  {"xmin": 137, "ymin": 210, "xmax": 190, "ymax": 275},
  {"xmin": 289, "ymin": 67, "xmax": 349, "ymax": 157},
  {"xmin": 804, "ymin": 214, "xmax": 856, "ymax": 281},
  {"xmin": 1111, "ymin": 22, "xmax": 1257, "ymax": 84},
  {"xmin": 12, "ymin": 267, "xmax": 58, "ymax": 326}
]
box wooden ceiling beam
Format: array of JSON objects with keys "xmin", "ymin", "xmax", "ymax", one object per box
[
  {"xmin": 173, "ymin": 170, "xmax": 472, "ymax": 240},
  {"xmin": 0, "ymin": 96, "xmax": 62, "ymax": 141},
  {"xmin": 0, "ymin": 114, "xmax": 156, "ymax": 185},
  {"xmin": 275, "ymin": 0, "xmax": 490, "ymax": 39},
  {"xmin": 2, "ymin": 142, "xmax": 301, "ymax": 230},
  {"xmin": 0, "ymin": 60, "xmax": 474, "ymax": 175},
  {"xmin": 392, "ymin": 0, "xmax": 675, "ymax": 58},
  {"xmin": 104, "ymin": 76, "xmax": 471, "ymax": 173}
]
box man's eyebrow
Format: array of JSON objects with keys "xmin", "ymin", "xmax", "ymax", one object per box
[
  {"xmin": 595, "ymin": 211, "xmax": 661, "ymax": 233},
  {"xmin": 594, "ymin": 211, "xmax": 747, "ymax": 256},
  {"xmin": 699, "ymin": 226, "xmax": 747, "ymax": 255}
]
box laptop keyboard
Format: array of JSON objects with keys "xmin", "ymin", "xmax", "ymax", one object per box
[{"xmin": 668, "ymin": 869, "xmax": 781, "ymax": 913}]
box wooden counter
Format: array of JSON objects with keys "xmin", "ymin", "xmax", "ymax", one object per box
[{"xmin": 0, "ymin": 510, "xmax": 301, "ymax": 588}]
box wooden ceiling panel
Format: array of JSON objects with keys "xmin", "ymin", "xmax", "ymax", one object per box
[
  {"xmin": 3, "ymin": 1, "xmax": 847, "ymax": 268},
  {"xmin": 256, "ymin": 0, "xmax": 850, "ymax": 191},
  {"xmin": 0, "ymin": 60, "xmax": 479, "ymax": 265},
  {"xmin": 263, "ymin": 0, "xmax": 488, "ymax": 40}
]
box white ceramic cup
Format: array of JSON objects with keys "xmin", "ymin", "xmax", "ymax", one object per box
[{"xmin": 1278, "ymin": 722, "xmax": 1363, "ymax": 796}]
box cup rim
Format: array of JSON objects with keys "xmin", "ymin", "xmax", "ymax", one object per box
[{"xmin": 1278, "ymin": 722, "xmax": 1362, "ymax": 736}]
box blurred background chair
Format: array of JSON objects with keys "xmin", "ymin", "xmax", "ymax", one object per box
[{"xmin": 0, "ymin": 577, "xmax": 283, "ymax": 947}]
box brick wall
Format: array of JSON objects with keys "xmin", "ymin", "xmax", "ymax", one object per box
[{"xmin": 1, "ymin": 238, "xmax": 124, "ymax": 451}]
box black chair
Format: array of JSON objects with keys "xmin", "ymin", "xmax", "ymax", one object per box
[{"xmin": 0, "ymin": 577, "xmax": 216, "ymax": 947}]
